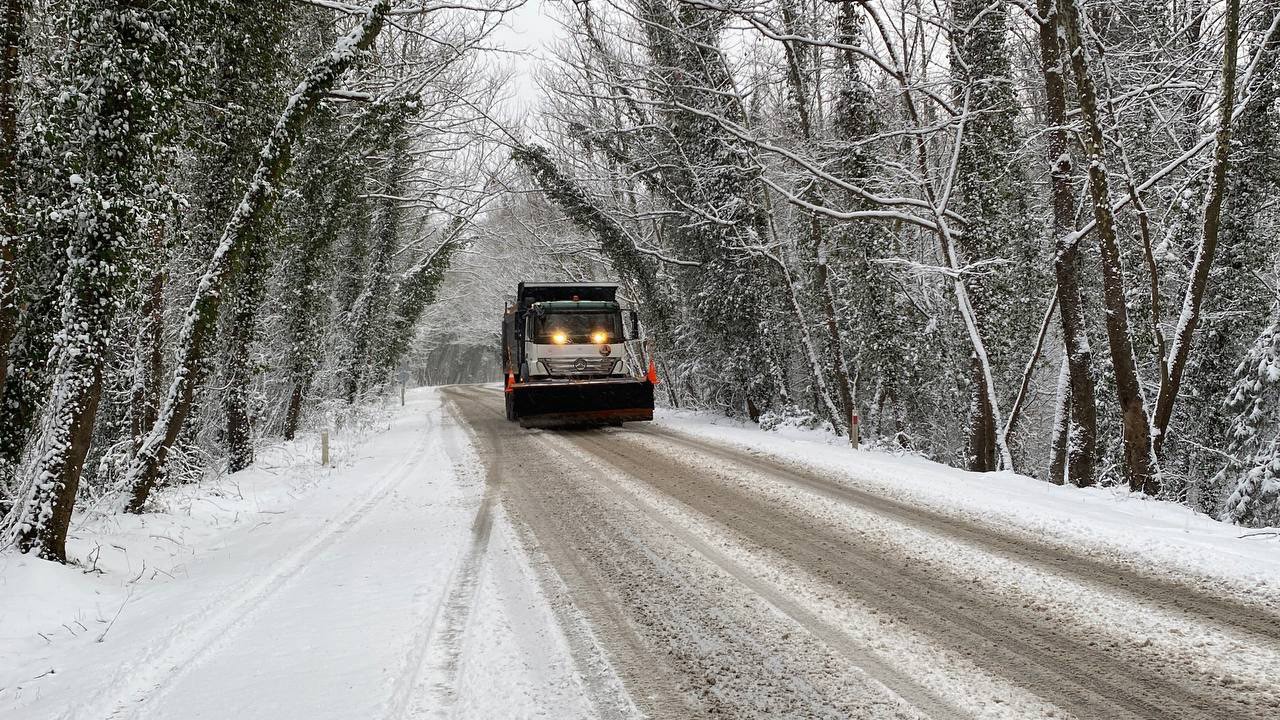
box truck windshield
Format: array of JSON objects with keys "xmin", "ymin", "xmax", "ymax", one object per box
[{"xmin": 530, "ymin": 311, "xmax": 623, "ymax": 344}]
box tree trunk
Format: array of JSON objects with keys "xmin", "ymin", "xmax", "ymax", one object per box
[
  {"xmin": 967, "ymin": 356, "xmax": 998, "ymax": 471},
  {"xmin": 1047, "ymin": 356, "xmax": 1070, "ymax": 485},
  {"xmin": 0, "ymin": 0, "xmax": 23, "ymax": 398},
  {"xmin": 223, "ymin": 242, "xmax": 271, "ymax": 473},
  {"xmin": 343, "ymin": 246, "xmax": 388, "ymax": 405},
  {"xmin": 124, "ymin": 1, "xmax": 392, "ymax": 513},
  {"xmin": 1056, "ymin": 0, "xmax": 1159, "ymax": 494},
  {"xmin": 776, "ymin": 252, "xmax": 844, "ymax": 426},
  {"xmin": 344, "ymin": 133, "xmax": 408, "ymax": 404},
  {"xmin": 130, "ymin": 247, "xmax": 165, "ymax": 452},
  {"xmin": 13, "ymin": 361, "xmax": 102, "ymax": 563},
  {"xmin": 278, "ymin": 110, "xmax": 351, "ymax": 443},
  {"xmin": 775, "ymin": 2, "xmax": 855, "ymax": 435},
  {"xmin": 0, "ymin": 0, "xmax": 16, "ymax": 185},
  {"xmin": 1056, "ymin": 245, "xmax": 1098, "ymax": 489},
  {"xmin": 873, "ymin": 4, "xmax": 1011, "ymax": 470},
  {"xmin": 224, "ymin": 332, "xmax": 254, "ymax": 473},
  {"xmin": 949, "ymin": 0, "xmax": 1031, "ymax": 473},
  {"xmin": 815, "ymin": 236, "xmax": 855, "ymax": 435},
  {"xmin": 1039, "ymin": 0, "xmax": 1097, "ymax": 486},
  {"xmin": 283, "ymin": 381, "xmax": 305, "ymax": 441},
  {"xmin": 1152, "ymin": 0, "xmax": 1242, "ymax": 453},
  {"xmin": 925, "ymin": 169, "xmax": 1011, "ymax": 471},
  {"xmin": 761, "ymin": 184, "xmax": 843, "ymax": 430},
  {"xmin": 7, "ymin": 193, "xmax": 121, "ymax": 562}
]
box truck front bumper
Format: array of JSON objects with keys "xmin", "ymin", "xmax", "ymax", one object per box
[{"xmin": 508, "ymin": 377, "xmax": 654, "ymax": 427}]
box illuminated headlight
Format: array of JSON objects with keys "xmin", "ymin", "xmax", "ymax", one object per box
[
  {"xmin": 591, "ymin": 331, "xmax": 609, "ymax": 345},
  {"xmin": 551, "ymin": 331, "xmax": 569, "ymax": 345}
]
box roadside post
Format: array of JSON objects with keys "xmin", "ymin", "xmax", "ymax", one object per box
[
  {"xmin": 321, "ymin": 430, "xmax": 330, "ymax": 466},
  {"xmin": 850, "ymin": 412, "xmax": 860, "ymax": 448}
]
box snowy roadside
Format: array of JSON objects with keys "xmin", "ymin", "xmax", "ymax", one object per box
[
  {"xmin": 0, "ymin": 387, "xmax": 595, "ymax": 720},
  {"xmin": 653, "ymin": 409, "xmax": 1280, "ymax": 606}
]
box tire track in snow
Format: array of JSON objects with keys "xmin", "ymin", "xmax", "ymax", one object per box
[
  {"xmin": 539, "ymin": 431, "xmax": 970, "ymax": 720},
  {"xmin": 380, "ymin": 491, "xmax": 495, "ymax": 720},
  {"xmin": 64, "ymin": 417, "xmax": 437, "ymax": 720},
  {"xmin": 392, "ymin": 385, "xmax": 635, "ymax": 720},
  {"xmin": 381, "ymin": 388, "xmax": 497, "ymax": 720},
  {"xmin": 418, "ymin": 489, "xmax": 496, "ymax": 718},
  {"xmin": 379, "ymin": 403, "xmax": 476, "ymax": 720},
  {"xmin": 496, "ymin": 509, "xmax": 646, "ymax": 720}
]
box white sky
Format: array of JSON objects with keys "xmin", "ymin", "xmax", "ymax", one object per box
[{"xmin": 491, "ymin": 0, "xmax": 561, "ymax": 109}]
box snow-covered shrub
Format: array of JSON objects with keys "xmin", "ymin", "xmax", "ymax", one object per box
[{"xmin": 759, "ymin": 405, "xmax": 829, "ymax": 433}]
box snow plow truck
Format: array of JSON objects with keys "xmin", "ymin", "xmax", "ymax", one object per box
[{"xmin": 502, "ymin": 282, "xmax": 657, "ymax": 427}]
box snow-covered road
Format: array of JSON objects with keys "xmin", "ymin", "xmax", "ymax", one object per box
[
  {"xmin": 2, "ymin": 389, "xmax": 601, "ymax": 720},
  {"xmin": 6, "ymin": 384, "xmax": 1280, "ymax": 719},
  {"xmin": 444, "ymin": 384, "xmax": 1280, "ymax": 719}
]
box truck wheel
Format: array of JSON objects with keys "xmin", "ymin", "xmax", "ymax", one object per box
[
  {"xmin": 505, "ymin": 393, "xmax": 515, "ymax": 421},
  {"xmin": 609, "ymin": 420, "xmax": 623, "ymax": 428}
]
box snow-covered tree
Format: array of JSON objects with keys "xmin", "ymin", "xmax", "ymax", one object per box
[
  {"xmin": 3, "ymin": 0, "xmax": 194, "ymax": 560},
  {"xmin": 1219, "ymin": 302, "xmax": 1280, "ymax": 525}
]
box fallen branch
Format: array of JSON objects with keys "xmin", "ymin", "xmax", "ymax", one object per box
[{"xmin": 96, "ymin": 586, "xmax": 135, "ymax": 644}]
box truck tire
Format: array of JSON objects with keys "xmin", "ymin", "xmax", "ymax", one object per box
[{"xmin": 505, "ymin": 392, "xmax": 515, "ymax": 421}]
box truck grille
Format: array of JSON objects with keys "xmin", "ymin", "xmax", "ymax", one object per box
[{"xmin": 540, "ymin": 357, "xmax": 620, "ymax": 376}]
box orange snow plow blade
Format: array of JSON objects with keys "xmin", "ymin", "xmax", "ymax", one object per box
[{"xmin": 510, "ymin": 378, "xmax": 654, "ymax": 428}]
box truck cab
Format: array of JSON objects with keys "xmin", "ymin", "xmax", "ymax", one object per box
[{"xmin": 523, "ymin": 300, "xmax": 627, "ymax": 380}]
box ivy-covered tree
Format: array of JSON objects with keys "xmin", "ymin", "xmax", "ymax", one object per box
[
  {"xmin": 124, "ymin": 0, "xmax": 394, "ymax": 513},
  {"xmin": 949, "ymin": 0, "xmax": 1039, "ymax": 471},
  {"xmin": 277, "ymin": 103, "xmax": 351, "ymax": 440},
  {"xmin": 0, "ymin": 0, "xmax": 22, "ymax": 399},
  {"xmin": 2, "ymin": 0, "xmax": 193, "ymax": 561},
  {"xmin": 194, "ymin": 1, "xmax": 297, "ymax": 473}
]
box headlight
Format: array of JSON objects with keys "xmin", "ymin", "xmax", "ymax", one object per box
[
  {"xmin": 591, "ymin": 331, "xmax": 609, "ymax": 345},
  {"xmin": 551, "ymin": 331, "xmax": 569, "ymax": 344}
]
